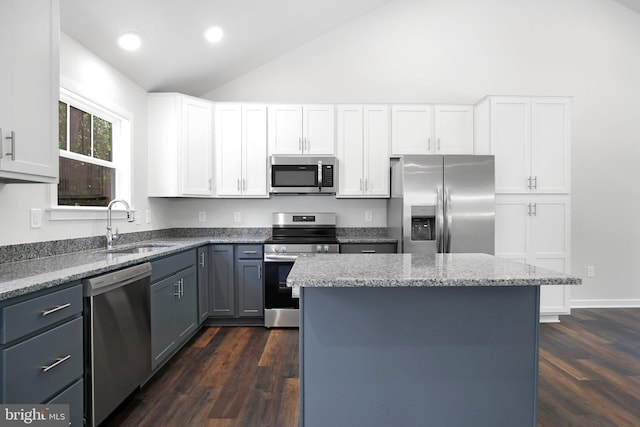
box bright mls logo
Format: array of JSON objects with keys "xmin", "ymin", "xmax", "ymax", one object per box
[{"xmin": 0, "ymin": 405, "xmax": 69, "ymax": 427}]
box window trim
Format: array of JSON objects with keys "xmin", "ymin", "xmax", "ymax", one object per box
[{"xmin": 50, "ymin": 87, "xmax": 133, "ymax": 221}]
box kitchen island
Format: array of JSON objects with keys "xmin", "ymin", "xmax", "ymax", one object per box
[{"xmin": 288, "ymin": 253, "xmax": 581, "ymax": 427}]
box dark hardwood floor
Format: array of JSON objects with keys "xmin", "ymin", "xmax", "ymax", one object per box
[{"xmin": 104, "ymin": 308, "xmax": 640, "ymax": 427}]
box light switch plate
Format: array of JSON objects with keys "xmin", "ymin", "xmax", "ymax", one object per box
[{"xmin": 30, "ymin": 208, "xmax": 43, "ymax": 228}]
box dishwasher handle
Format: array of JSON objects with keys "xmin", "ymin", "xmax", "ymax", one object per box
[{"xmin": 83, "ymin": 262, "xmax": 152, "ymax": 297}]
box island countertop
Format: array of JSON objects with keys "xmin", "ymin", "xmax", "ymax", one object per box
[{"xmin": 287, "ymin": 253, "xmax": 581, "ymax": 289}]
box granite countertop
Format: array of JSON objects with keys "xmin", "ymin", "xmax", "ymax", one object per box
[
  {"xmin": 0, "ymin": 234, "xmax": 266, "ymax": 302},
  {"xmin": 337, "ymin": 236, "xmax": 398, "ymax": 244},
  {"xmin": 287, "ymin": 253, "xmax": 582, "ymax": 290},
  {"xmin": 0, "ymin": 228, "xmax": 399, "ymax": 302}
]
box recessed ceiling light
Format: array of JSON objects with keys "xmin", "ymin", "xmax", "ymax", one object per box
[
  {"xmin": 204, "ymin": 27, "xmax": 224, "ymax": 43},
  {"xmin": 117, "ymin": 32, "xmax": 142, "ymax": 51}
]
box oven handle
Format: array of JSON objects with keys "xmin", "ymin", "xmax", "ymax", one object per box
[{"xmin": 264, "ymin": 254, "xmax": 299, "ymax": 262}]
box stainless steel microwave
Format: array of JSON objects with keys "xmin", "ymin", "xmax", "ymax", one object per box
[{"xmin": 269, "ymin": 156, "xmax": 336, "ymax": 194}]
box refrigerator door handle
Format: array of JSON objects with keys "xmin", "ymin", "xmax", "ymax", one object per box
[
  {"xmin": 444, "ymin": 187, "xmax": 453, "ymax": 253},
  {"xmin": 436, "ymin": 186, "xmax": 445, "ymax": 253}
]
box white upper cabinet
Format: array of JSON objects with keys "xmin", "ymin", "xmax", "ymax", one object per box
[
  {"xmin": 215, "ymin": 103, "xmax": 268, "ymax": 198},
  {"xmin": 268, "ymin": 105, "xmax": 335, "ymax": 155},
  {"xmin": 0, "ymin": 0, "xmax": 59, "ymax": 183},
  {"xmin": 148, "ymin": 93, "xmax": 214, "ymax": 197},
  {"xmin": 337, "ymin": 105, "xmax": 390, "ymax": 198},
  {"xmin": 391, "ymin": 105, "xmax": 473, "ymax": 156},
  {"xmin": 475, "ymin": 96, "xmax": 570, "ymax": 194},
  {"xmin": 391, "ymin": 105, "xmax": 433, "ymax": 155},
  {"xmin": 530, "ymin": 98, "xmax": 571, "ymax": 193},
  {"xmin": 434, "ymin": 105, "xmax": 474, "ymax": 154}
]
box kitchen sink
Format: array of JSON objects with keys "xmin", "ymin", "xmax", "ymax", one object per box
[{"xmin": 104, "ymin": 243, "xmax": 177, "ymax": 254}]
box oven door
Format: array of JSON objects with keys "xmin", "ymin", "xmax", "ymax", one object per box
[{"xmin": 264, "ymin": 256, "xmax": 299, "ymax": 328}]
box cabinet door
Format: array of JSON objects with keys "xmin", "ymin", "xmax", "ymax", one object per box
[
  {"xmin": 197, "ymin": 247, "xmax": 209, "ymax": 324},
  {"xmin": 268, "ymin": 105, "xmax": 303, "ymax": 154},
  {"xmin": 303, "ymin": 105, "xmax": 335, "ymax": 155},
  {"xmin": 150, "ymin": 275, "xmax": 177, "ymax": 370},
  {"xmin": 363, "ymin": 105, "xmax": 390, "ymax": 196},
  {"xmin": 174, "ymin": 266, "xmax": 198, "ymax": 345},
  {"xmin": 236, "ymin": 260, "xmax": 264, "ymax": 317},
  {"xmin": 530, "ymin": 199, "xmax": 570, "ymax": 315},
  {"xmin": 531, "ymin": 98, "xmax": 570, "ymax": 193},
  {"xmin": 434, "ymin": 105, "xmax": 474, "ymax": 154},
  {"xmin": 242, "ymin": 104, "xmax": 268, "ymax": 196},
  {"xmin": 209, "ymin": 245, "xmax": 236, "ymax": 316},
  {"xmin": 215, "ymin": 103, "xmax": 243, "ymax": 196},
  {"xmin": 490, "ymin": 97, "xmax": 531, "ymax": 193},
  {"xmin": 494, "ymin": 198, "xmax": 528, "ymax": 264},
  {"xmin": 0, "ymin": 0, "xmax": 58, "ymax": 182},
  {"xmin": 181, "ymin": 97, "xmax": 213, "ymax": 195},
  {"xmin": 336, "ymin": 106, "xmax": 364, "ymax": 197},
  {"xmin": 391, "ymin": 105, "xmax": 433, "ymax": 155}
]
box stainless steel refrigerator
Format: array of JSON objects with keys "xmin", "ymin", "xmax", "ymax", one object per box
[{"xmin": 388, "ymin": 155, "xmax": 495, "ymax": 255}]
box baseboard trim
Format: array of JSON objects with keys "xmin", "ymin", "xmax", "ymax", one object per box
[{"xmin": 571, "ymin": 299, "xmax": 640, "ymax": 308}]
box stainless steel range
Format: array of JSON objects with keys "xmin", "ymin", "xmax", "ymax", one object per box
[{"xmin": 263, "ymin": 212, "xmax": 339, "ymax": 328}]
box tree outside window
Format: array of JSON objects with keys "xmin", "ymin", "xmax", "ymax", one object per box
[{"xmin": 58, "ymin": 101, "xmax": 116, "ymax": 207}]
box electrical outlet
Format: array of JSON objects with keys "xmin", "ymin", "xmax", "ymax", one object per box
[
  {"xmin": 234, "ymin": 211, "xmax": 242, "ymax": 223},
  {"xmin": 146, "ymin": 210, "xmax": 152, "ymax": 224},
  {"xmin": 30, "ymin": 208, "xmax": 42, "ymax": 228},
  {"xmin": 586, "ymin": 266, "xmax": 595, "ymax": 278},
  {"xmin": 198, "ymin": 211, "xmax": 207, "ymax": 222},
  {"xmin": 364, "ymin": 211, "xmax": 373, "ymax": 222}
]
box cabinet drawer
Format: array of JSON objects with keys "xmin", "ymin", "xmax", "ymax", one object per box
[
  {"xmin": 236, "ymin": 245, "xmax": 263, "ymax": 259},
  {"xmin": 48, "ymin": 378, "xmax": 83, "ymax": 427},
  {"xmin": 151, "ymin": 249, "xmax": 196, "ymax": 282},
  {"xmin": 1, "ymin": 317, "xmax": 83, "ymax": 403},
  {"xmin": 0, "ymin": 284, "xmax": 82, "ymax": 345},
  {"xmin": 340, "ymin": 243, "xmax": 397, "ymax": 254}
]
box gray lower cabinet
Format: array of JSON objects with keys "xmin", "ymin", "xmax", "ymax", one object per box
[
  {"xmin": 209, "ymin": 245, "xmax": 236, "ymax": 317},
  {"xmin": 340, "ymin": 242, "xmax": 397, "ymax": 254},
  {"xmin": 236, "ymin": 246, "xmax": 264, "ymax": 317},
  {"xmin": 0, "ymin": 282, "xmax": 84, "ymax": 426},
  {"xmin": 208, "ymin": 244, "xmax": 264, "ymax": 320},
  {"xmin": 150, "ymin": 249, "xmax": 198, "ymax": 371},
  {"xmin": 197, "ymin": 246, "xmax": 209, "ymax": 324}
]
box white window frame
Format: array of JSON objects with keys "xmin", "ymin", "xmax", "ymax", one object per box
[{"xmin": 50, "ymin": 87, "xmax": 132, "ymax": 221}]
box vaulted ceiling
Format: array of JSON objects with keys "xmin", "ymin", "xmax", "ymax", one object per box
[
  {"xmin": 60, "ymin": 0, "xmax": 640, "ymax": 96},
  {"xmin": 60, "ymin": 0, "xmax": 393, "ymax": 95}
]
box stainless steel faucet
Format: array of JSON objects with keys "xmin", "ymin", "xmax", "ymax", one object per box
[{"xmin": 106, "ymin": 199, "xmax": 134, "ymax": 249}]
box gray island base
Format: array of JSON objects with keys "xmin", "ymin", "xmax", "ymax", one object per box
[{"xmin": 288, "ymin": 253, "xmax": 581, "ymax": 427}]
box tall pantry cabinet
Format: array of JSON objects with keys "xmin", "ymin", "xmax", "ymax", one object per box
[{"xmin": 476, "ymin": 96, "xmax": 572, "ymax": 322}]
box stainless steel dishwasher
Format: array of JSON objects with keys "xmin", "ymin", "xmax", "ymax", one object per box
[{"xmin": 83, "ymin": 262, "xmax": 152, "ymax": 426}]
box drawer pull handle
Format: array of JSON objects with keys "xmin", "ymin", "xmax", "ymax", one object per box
[
  {"xmin": 42, "ymin": 355, "xmax": 71, "ymax": 373},
  {"xmin": 41, "ymin": 303, "xmax": 71, "ymax": 317}
]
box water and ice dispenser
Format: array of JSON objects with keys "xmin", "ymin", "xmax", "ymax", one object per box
[{"xmin": 410, "ymin": 205, "xmax": 436, "ymax": 241}]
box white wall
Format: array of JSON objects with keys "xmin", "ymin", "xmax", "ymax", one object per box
[
  {"xmin": 0, "ymin": 34, "xmax": 170, "ymax": 246},
  {"xmin": 203, "ymin": 0, "xmax": 640, "ymax": 306}
]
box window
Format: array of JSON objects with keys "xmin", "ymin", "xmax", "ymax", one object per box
[{"xmin": 56, "ymin": 89, "xmax": 131, "ymax": 210}]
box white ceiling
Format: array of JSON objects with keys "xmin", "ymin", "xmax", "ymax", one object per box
[
  {"xmin": 60, "ymin": 0, "xmax": 393, "ymax": 96},
  {"xmin": 61, "ymin": 0, "xmax": 640, "ymax": 97}
]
